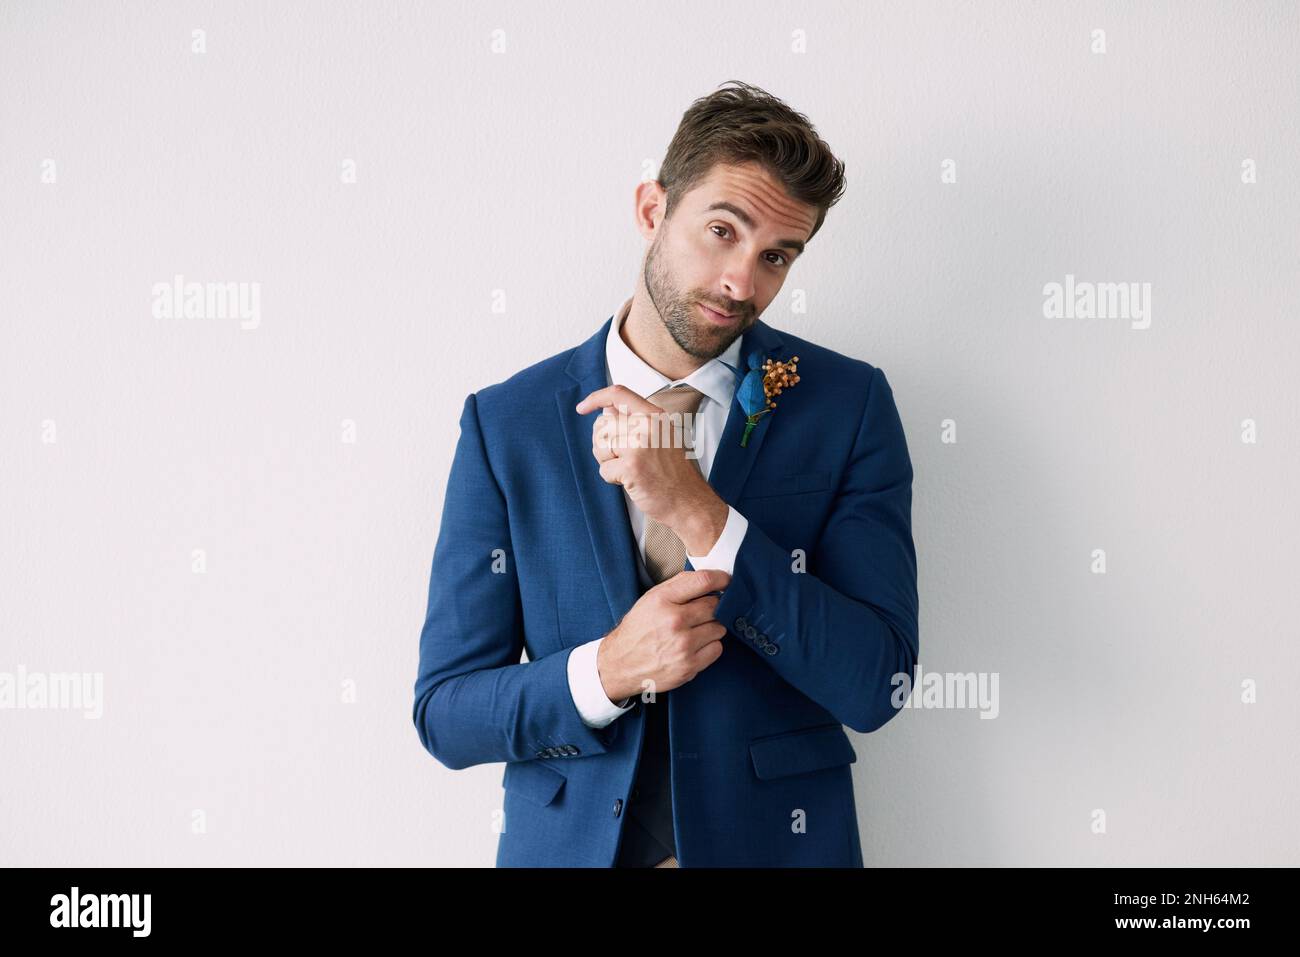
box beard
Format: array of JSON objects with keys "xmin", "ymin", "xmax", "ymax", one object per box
[{"xmin": 643, "ymin": 229, "xmax": 753, "ymax": 361}]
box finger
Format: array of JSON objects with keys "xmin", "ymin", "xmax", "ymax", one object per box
[
  {"xmin": 594, "ymin": 409, "xmax": 652, "ymax": 451},
  {"xmin": 592, "ymin": 416, "xmax": 614, "ymax": 451},
  {"xmin": 575, "ymin": 385, "xmax": 656, "ymax": 416},
  {"xmin": 686, "ymin": 628, "xmax": 727, "ymax": 661},
  {"xmin": 678, "ymin": 592, "xmax": 721, "ymax": 627},
  {"xmin": 623, "ymin": 412, "xmax": 651, "ymax": 449},
  {"xmin": 659, "ymin": 568, "xmax": 731, "ymax": 602},
  {"xmin": 592, "ymin": 417, "xmax": 633, "ymax": 461},
  {"xmin": 597, "ymin": 457, "xmax": 625, "ymax": 486}
]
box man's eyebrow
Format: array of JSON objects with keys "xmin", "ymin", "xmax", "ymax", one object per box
[{"xmin": 704, "ymin": 201, "xmax": 806, "ymax": 255}]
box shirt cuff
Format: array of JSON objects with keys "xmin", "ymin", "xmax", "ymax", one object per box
[
  {"xmin": 567, "ymin": 636, "xmax": 636, "ymax": 728},
  {"xmin": 685, "ymin": 505, "xmax": 748, "ymax": 575}
]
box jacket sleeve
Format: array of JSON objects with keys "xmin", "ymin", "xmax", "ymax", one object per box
[
  {"xmin": 412, "ymin": 392, "xmax": 619, "ymax": 769},
  {"xmin": 699, "ymin": 366, "xmax": 919, "ymax": 733}
]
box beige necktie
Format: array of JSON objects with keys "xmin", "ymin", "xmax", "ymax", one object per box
[
  {"xmin": 641, "ymin": 384, "xmax": 706, "ymax": 586},
  {"xmin": 636, "ymin": 383, "xmax": 703, "ymax": 870}
]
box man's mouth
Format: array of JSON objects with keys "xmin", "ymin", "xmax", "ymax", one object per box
[{"xmin": 698, "ymin": 302, "xmax": 739, "ymax": 325}]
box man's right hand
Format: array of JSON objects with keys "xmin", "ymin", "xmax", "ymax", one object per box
[{"xmin": 596, "ymin": 569, "xmax": 730, "ymax": 704}]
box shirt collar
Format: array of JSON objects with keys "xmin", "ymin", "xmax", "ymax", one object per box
[{"xmin": 604, "ymin": 295, "xmax": 743, "ymax": 409}]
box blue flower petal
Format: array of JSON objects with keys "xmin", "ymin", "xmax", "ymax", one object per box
[{"xmin": 737, "ymin": 370, "xmax": 767, "ymax": 415}]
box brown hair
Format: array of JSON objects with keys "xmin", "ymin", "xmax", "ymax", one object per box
[{"xmin": 658, "ymin": 80, "xmax": 847, "ymax": 242}]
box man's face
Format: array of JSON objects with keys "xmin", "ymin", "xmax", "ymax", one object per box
[{"xmin": 642, "ymin": 161, "xmax": 819, "ymax": 362}]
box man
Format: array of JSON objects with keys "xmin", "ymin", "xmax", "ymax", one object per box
[{"xmin": 412, "ymin": 81, "xmax": 918, "ymax": 867}]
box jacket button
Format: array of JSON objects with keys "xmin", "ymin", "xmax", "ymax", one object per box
[
  {"xmin": 565, "ymin": 745, "xmax": 579, "ymax": 755},
  {"xmin": 613, "ymin": 799, "xmax": 623, "ymax": 817},
  {"xmin": 764, "ymin": 642, "xmax": 778, "ymax": 655},
  {"xmin": 734, "ymin": 616, "xmax": 748, "ymax": 630}
]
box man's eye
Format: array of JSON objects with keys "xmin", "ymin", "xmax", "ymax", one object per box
[{"xmin": 712, "ymin": 225, "xmax": 787, "ymax": 268}]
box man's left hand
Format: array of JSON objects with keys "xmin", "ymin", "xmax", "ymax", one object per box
[{"xmin": 576, "ymin": 384, "xmax": 728, "ymax": 555}]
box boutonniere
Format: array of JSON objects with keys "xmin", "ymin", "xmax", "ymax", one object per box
[{"xmin": 737, "ymin": 350, "xmax": 801, "ymax": 446}]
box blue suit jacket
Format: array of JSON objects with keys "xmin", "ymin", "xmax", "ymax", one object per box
[{"xmin": 412, "ymin": 313, "xmax": 918, "ymax": 867}]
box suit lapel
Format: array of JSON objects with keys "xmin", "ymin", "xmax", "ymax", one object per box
[
  {"xmin": 558, "ymin": 317, "xmax": 643, "ymax": 626},
  {"xmin": 706, "ymin": 318, "xmax": 785, "ymax": 507},
  {"xmin": 557, "ymin": 314, "xmax": 789, "ymax": 626}
]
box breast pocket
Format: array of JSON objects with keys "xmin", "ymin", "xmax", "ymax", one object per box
[{"xmin": 739, "ymin": 470, "xmax": 832, "ymax": 500}]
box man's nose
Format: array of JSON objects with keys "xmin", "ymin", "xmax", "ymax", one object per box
[{"xmin": 718, "ymin": 254, "xmax": 757, "ymax": 303}]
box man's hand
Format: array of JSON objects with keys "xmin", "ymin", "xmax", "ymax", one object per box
[
  {"xmin": 576, "ymin": 384, "xmax": 728, "ymax": 554},
  {"xmin": 596, "ymin": 569, "xmax": 730, "ymax": 703}
]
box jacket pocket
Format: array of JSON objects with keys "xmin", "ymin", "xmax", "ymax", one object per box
[
  {"xmin": 740, "ymin": 470, "xmax": 832, "ymax": 500},
  {"xmin": 748, "ymin": 722, "xmax": 857, "ymax": 780},
  {"xmin": 502, "ymin": 759, "xmax": 567, "ymax": 806}
]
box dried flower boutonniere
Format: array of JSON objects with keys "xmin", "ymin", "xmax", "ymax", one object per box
[{"xmin": 737, "ymin": 351, "xmax": 801, "ymax": 447}]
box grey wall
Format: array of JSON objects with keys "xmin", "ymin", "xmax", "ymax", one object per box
[{"xmin": 2, "ymin": 0, "xmax": 1296, "ymax": 866}]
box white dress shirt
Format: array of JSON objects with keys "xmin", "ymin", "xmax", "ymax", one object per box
[{"xmin": 566, "ymin": 296, "xmax": 750, "ymax": 727}]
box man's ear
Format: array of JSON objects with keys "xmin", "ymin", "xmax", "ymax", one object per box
[{"xmin": 633, "ymin": 178, "xmax": 668, "ymax": 240}]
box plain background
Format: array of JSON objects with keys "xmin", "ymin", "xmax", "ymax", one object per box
[{"xmin": 2, "ymin": 1, "xmax": 1297, "ymax": 866}]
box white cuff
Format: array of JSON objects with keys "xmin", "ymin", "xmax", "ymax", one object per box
[
  {"xmin": 567, "ymin": 636, "xmax": 636, "ymax": 728},
  {"xmin": 685, "ymin": 505, "xmax": 748, "ymax": 575}
]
